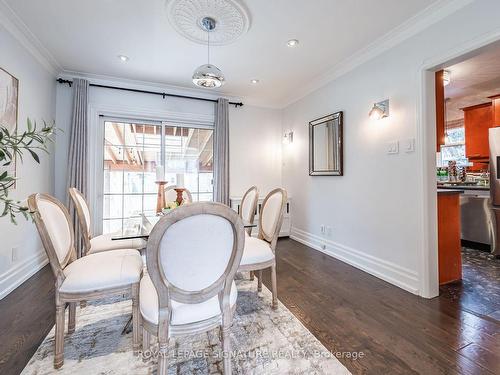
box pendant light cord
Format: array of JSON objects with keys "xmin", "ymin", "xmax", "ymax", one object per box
[{"xmin": 207, "ymin": 29, "xmax": 210, "ymax": 65}]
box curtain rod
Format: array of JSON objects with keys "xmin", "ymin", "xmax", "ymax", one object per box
[{"xmin": 56, "ymin": 78, "xmax": 244, "ymax": 107}]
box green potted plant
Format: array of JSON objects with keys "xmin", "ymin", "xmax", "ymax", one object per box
[{"xmin": 0, "ymin": 119, "xmax": 55, "ymax": 223}]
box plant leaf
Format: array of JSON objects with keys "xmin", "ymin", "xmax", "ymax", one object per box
[{"xmin": 28, "ymin": 149, "xmax": 40, "ymax": 163}]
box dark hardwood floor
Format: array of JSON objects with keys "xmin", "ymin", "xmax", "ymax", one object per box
[
  {"xmin": 261, "ymin": 238, "xmax": 499, "ymax": 375},
  {"xmin": 1, "ymin": 238, "xmax": 499, "ymax": 374},
  {"xmin": 0, "ymin": 264, "xmax": 55, "ymax": 375},
  {"xmin": 440, "ymin": 247, "xmax": 500, "ymax": 320}
]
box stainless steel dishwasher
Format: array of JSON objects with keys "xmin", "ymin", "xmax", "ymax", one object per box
[{"xmin": 460, "ymin": 190, "xmax": 494, "ymax": 248}]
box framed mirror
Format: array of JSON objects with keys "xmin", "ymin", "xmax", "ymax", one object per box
[{"xmin": 309, "ymin": 111, "xmax": 343, "ymax": 176}]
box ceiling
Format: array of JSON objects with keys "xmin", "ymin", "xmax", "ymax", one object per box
[
  {"xmin": 445, "ymin": 43, "xmax": 500, "ymax": 121},
  {"xmin": 4, "ymin": 0, "xmax": 441, "ymax": 107}
]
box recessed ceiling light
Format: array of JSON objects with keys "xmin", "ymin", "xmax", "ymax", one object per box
[
  {"xmin": 286, "ymin": 39, "xmax": 299, "ymax": 47},
  {"xmin": 118, "ymin": 55, "xmax": 129, "ymax": 62},
  {"xmin": 250, "ymin": 79, "xmax": 260, "ymax": 84}
]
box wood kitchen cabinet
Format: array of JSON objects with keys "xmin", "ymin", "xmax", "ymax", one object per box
[
  {"xmin": 462, "ymin": 102, "xmax": 492, "ymax": 171},
  {"xmin": 490, "ymin": 94, "xmax": 500, "ymax": 126},
  {"xmin": 435, "ymin": 70, "xmax": 445, "ymax": 152},
  {"xmin": 438, "ymin": 190, "xmax": 462, "ymax": 284}
]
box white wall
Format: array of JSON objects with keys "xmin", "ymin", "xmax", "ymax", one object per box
[
  {"xmin": 282, "ymin": 0, "xmax": 500, "ymax": 295},
  {"xmin": 229, "ymin": 105, "xmax": 282, "ymax": 197},
  {"xmin": 0, "ymin": 24, "xmax": 56, "ymax": 299}
]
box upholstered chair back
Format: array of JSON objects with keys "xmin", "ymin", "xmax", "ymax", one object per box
[
  {"xmin": 259, "ymin": 188, "xmax": 287, "ymax": 247},
  {"xmin": 28, "ymin": 193, "xmax": 75, "ymax": 276},
  {"xmin": 165, "ymin": 185, "xmax": 193, "ymax": 204},
  {"xmin": 240, "ymin": 186, "xmax": 258, "ymax": 224},
  {"xmin": 146, "ymin": 202, "xmax": 244, "ymax": 308},
  {"xmin": 69, "ymin": 188, "xmax": 91, "ymax": 235},
  {"xmin": 68, "ymin": 187, "xmax": 92, "ymax": 254}
]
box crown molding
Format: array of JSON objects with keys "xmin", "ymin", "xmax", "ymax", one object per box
[
  {"xmin": 0, "ymin": 0, "xmax": 62, "ymax": 76},
  {"xmin": 278, "ymin": 0, "xmax": 475, "ymax": 108},
  {"xmin": 59, "ymin": 70, "xmax": 245, "ymax": 104}
]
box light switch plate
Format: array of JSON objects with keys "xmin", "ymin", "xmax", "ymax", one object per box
[
  {"xmin": 404, "ymin": 138, "xmax": 415, "ymax": 153},
  {"xmin": 387, "ymin": 141, "xmax": 399, "ymax": 154}
]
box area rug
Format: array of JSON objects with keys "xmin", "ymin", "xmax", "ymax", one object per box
[{"xmin": 21, "ymin": 275, "xmax": 350, "ymax": 374}]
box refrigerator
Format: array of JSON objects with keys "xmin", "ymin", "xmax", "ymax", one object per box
[{"xmin": 488, "ymin": 127, "xmax": 500, "ymax": 256}]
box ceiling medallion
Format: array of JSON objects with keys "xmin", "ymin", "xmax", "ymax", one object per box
[{"xmin": 165, "ymin": 0, "xmax": 250, "ymax": 45}]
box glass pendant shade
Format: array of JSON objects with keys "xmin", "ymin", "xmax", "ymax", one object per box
[
  {"xmin": 192, "ymin": 17, "xmax": 225, "ymax": 88},
  {"xmin": 192, "ymin": 63, "xmax": 225, "ymax": 88}
]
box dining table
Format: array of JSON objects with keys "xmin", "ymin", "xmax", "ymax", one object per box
[{"xmin": 112, "ymin": 214, "xmax": 257, "ymax": 241}]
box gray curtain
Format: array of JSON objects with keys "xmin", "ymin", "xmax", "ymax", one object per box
[
  {"xmin": 67, "ymin": 78, "xmax": 89, "ymax": 257},
  {"xmin": 214, "ymin": 98, "xmax": 230, "ymax": 205}
]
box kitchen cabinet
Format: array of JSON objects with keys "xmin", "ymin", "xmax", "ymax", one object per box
[
  {"xmin": 438, "ymin": 190, "xmax": 462, "ymax": 284},
  {"xmin": 462, "ymin": 102, "xmax": 492, "ymax": 171},
  {"xmin": 490, "ymin": 94, "xmax": 500, "ymax": 126},
  {"xmin": 436, "ymin": 70, "xmax": 445, "ymax": 152}
]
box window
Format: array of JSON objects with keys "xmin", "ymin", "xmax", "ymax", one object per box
[
  {"xmin": 164, "ymin": 125, "xmax": 214, "ymax": 202},
  {"xmin": 440, "ymin": 120, "xmax": 466, "ymax": 165},
  {"xmin": 102, "ymin": 120, "xmax": 213, "ymax": 234},
  {"xmin": 445, "ymin": 126, "xmax": 465, "ymax": 144}
]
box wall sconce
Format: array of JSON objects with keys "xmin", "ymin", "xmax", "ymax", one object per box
[
  {"xmin": 443, "ymin": 70, "xmax": 451, "ymax": 86},
  {"xmin": 283, "ymin": 130, "xmax": 294, "ymax": 144},
  {"xmin": 369, "ymin": 99, "xmax": 389, "ymax": 120}
]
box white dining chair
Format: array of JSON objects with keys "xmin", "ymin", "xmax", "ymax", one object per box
[
  {"xmin": 239, "ymin": 186, "xmax": 259, "ymax": 281},
  {"xmin": 140, "ymin": 202, "xmax": 245, "ymax": 375},
  {"xmin": 28, "ymin": 193, "xmax": 143, "ymax": 369},
  {"xmin": 237, "ymin": 188, "xmax": 287, "ymax": 309},
  {"xmin": 69, "ymin": 187, "xmax": 146, "ymax": 255},
  {"xmin": 240, "ymin": 186, "xmax": 259, "ymax": 236},
  {"xmin": 164, "ymin": 184, "xmax": 193, "ymax": 204}
]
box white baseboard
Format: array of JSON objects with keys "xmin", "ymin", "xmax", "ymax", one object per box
[
  {"xmin": 290, "ymin": 227, "xmax": 419, "ymax": 295},
  {"xmin": 0, "ymin": 250, "xmax": 49, "ymax": 300}
]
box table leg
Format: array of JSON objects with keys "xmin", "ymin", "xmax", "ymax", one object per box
[{"xmin": 122, "ymin": 316, "xmax": 133, "ymax": 335}]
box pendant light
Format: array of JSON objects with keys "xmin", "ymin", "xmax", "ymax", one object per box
[{"xmin": 192, "ymin": 17, "xmax": 225, "ymax": 88}]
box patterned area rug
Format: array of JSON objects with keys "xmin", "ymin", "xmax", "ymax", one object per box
[{"xmin": 22, "ymin": 275, "xmax": 350, "ymax": 374}]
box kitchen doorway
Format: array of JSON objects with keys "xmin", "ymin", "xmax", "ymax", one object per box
[{"xmin": 432, "ymin": 42, "xmax": 500, "ymax": 319}]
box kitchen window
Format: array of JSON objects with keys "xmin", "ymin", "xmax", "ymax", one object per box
[{"xmin": 441, "ymin": 122, "xmax": 466, "ymax": 164}]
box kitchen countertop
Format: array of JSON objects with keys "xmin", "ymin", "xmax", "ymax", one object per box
[
  {"xmin": 437, "ymin": 189, "xmax": 465, "ymax": 194},
  {"xmin": 437, "ymin": 185, "xmax": 489, "ymax": 191}
]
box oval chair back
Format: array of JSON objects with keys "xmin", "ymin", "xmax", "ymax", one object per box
[
  {"xmin": 28, "ymin": 193, "xmax": 76, "ymax": 281},
  {"xmin": 146, "ymin": 201, "xmax": 244, "ymax": 315},
  {"xmin": 240, "ymin": 186, "xmax": 259, "ymax": 235},
  {"xmin": 68, "ymin": 187, "xmax": 92, "ymax": 254},
  {"xmin": 258, "ymin": 188, "xmax": 287, "ymax": 251}
]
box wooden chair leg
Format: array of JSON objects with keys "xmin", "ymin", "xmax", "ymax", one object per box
[
  {"xmin": 249, "ymin": 270, "xmax": 254, "ymax": 281},
  {"xmin": 221, "ymin": 325, "xmax": 232, "ymax": 374},
  {"xmin": 142, "ymin": 328, "xmax": 151, "ymax": 352},
  {"xmin": 257, "ymin": 270, "xmax": 263, "ymax": 292},
  {"xmin": 54, "ymin": 303, "xmax": 65, "ymax": 369},
  {"xmin": 132, "ymin": 283, "xmax": 140, "ymax": 355},
  {"xmin": 68, "ymin": 302, "xmax": 76, "ymax": 334},
  {"xmin": 271, "ymin": 265, "xmax": 278, "ymax": 310},
  {"xmin": 157, "ymin": 341, "xmax": 169, "ymax": 375}
]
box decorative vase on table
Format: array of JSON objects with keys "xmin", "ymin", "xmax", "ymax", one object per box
[
  {"xmin": 174, "ymin": 188, "xmax": 186, "ymax": 206},
  {"xmin": 155, "ymin": 181, "xmax": 167, "ymax": 214}
]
